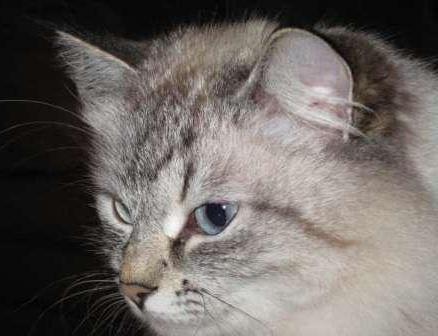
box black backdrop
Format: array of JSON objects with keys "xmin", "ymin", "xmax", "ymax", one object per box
[{"xmin": 1, "ymin": 1, "xmax": 437, "ymax": 335}]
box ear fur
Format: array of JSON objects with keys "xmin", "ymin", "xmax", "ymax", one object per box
[
  {"xmin": 248, "ymin": 28, "xmax": 357, "ymax": 139},
  {"xmin": 57, "ymin": 31, "xmax": 139, "ymax": 102}
]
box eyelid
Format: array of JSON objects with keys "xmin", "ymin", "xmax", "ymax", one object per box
[{"xmin": 112, "ymin": 197, "xmax": 132, "ymax": 225}]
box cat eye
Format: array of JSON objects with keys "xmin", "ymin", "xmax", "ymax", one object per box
[
  {"xmin": 112, "ymin": 199, "xmax": 132, "ymax": 224},
  {"xmin": 194, "ymin": 202, "xmax": 238, "ymax": 235}
]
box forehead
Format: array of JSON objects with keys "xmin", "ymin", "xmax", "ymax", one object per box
[
  {"xmin": 124, "ymin": 89, "xmax": 235, "ymax": 170},
  {"xmin": 100, "ymin": 24, "xmax": 265, "ymax": 188},
  {"xmin": 91, "ymin": 31, "xmax": 309, "ymax": 202},
  {"xmin": 94, "ymin": 89, "xmax": 240, "ymax": 196}
]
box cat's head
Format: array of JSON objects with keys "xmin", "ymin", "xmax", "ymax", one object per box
[{"xmin": 58, "ymin": 20, "xmax": 434, "ymax": 335}]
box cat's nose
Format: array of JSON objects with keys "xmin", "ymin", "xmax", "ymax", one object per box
[{"xmin": 120, "ymin": 282, "xmax": 157, "ymax": 310}]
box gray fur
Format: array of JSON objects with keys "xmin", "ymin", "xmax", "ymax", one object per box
[{"xmin": 58, "ymin": 19, "xmax": 438, "ymax": 336}]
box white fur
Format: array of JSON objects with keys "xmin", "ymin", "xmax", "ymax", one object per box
[{"xmin": 162, "ymin": 206, "xmax": 186, "ymax": 239}]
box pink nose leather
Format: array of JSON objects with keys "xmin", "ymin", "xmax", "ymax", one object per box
[{"xmin": 120, "ymin": 283, "xmax": 157, "ymax": 309}]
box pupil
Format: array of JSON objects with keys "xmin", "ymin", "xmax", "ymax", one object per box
[{"xmin": 206, "ymin": 204, "xmax": 227, "ymax": 227}]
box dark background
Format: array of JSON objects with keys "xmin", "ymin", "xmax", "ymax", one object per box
[{"xmin": 1, "ymin": 1, "xmax": 437, "ymax": 335}]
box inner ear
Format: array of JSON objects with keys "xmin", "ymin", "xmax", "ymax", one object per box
[
  {"xmin": 269, "ymin": 29, "xmax": 353, "ymax": 101},
  {"xmin": 245, "ymin": 28, "xmax": 355, "ymax": 138}
]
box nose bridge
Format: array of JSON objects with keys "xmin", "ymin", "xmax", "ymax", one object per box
[{"xmin": 120, "ymin": 234, "xmax": 169, "ymax": 287}]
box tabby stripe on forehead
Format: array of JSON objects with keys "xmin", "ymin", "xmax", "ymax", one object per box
[
  {"xmin": 180, "ymin": 127, "xmax": 196, "ymax": 149},
  {"xmin": 180, "ymin": 161, "xmax": 194, "ymax": 201},
  {"xmin": 251, "ymin": 202, "xmax": 354, "ymax": 248},
  {"xmin": 147, "ymin": 148, "xmax": 174, "ymax": 181}
]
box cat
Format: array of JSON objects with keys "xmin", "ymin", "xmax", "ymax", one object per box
[{"xmin": 57, "ymin": 19, "xmax": 438, "ymax": 336}]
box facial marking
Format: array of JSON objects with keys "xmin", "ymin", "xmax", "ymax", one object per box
[
  {"xmin": 162, "ymin": 205, "xmax": 186, "ymax": 239},
  {"xmin": 180, "ymin": 161, "xmax": 194, "ymax": 201}
]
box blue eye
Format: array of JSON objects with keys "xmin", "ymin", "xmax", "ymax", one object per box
[{"xmin": 194, "ymin": 203, "xmax": 238, "ymax": 235}]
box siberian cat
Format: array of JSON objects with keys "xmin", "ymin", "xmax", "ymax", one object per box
[{"xmin": 58, "ymin": 19, "xmax": 438, "ymax": 336}]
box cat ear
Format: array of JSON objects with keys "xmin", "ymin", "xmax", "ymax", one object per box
[
  {"xmin": 249, "ymin": 28, "xmax": 355, "ymax": 138},
  {"xmin": 57, "ymin": 31, "xmax": 139, "ymax": 102}
]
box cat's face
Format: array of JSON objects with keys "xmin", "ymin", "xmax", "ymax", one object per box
[
  {"xmin": 94, "ymin": 101, "xmax": 364, "ymax": 335},
  {"xmin": 58, "ymin": 21, "xmax": 436, "ymax": 335}
]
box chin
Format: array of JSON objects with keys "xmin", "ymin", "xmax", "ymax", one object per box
[
  {"xmin": 146, "ymin": 317, "xmax": 216, "ymax": 336},
  {"xmin": 144, "ymin": 293, "xmax": 280, "ymax": 336}
]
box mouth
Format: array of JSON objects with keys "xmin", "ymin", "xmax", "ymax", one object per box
[{"xmin": 122, "ymin": 287, "xmax": 207, "ymax": 327}]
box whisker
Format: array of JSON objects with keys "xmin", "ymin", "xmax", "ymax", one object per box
[
  {"xmin": 131, "ymin": 316, "xmax": 146, "ymax": 336},
  {"xmin": 0, "ymin": 121, "xmax": 92, "ymax": 137},
  {"xmin": 106, "ymin": 301, "xmax": 129, "ymax": 336},
  {"xmin": 201, "ymin": 288, "xmax": 273, "ymax": 336},
  {"xmin": 54, "ymin": 177, "xmax": 93, "ymax": 192},
  {"xmin": 88, "ymin": 293, "xmax": 122, "ymax": 316},
  {"xmin": 193, "ymin": 291, "xmax": 207, "ymax": 336},
  {"xmin": 7, "ymin": 146, "xmax": 82, "ymax": 170},
  {"xmin": 16, "ymin": 271, "xmax": 110, "ymax": 313},
  {"xmin": 61, "ymin": 273, "xmax": 114, "ymax": 298},
  {"xmin": 59, "ymin": 274, "xmax": 115, "ymax": 313},
  {"xmin": 206, "ymin": 292, "xmax": 242, "ymax": 336},
  {"xmin": 91, "ymin": 299, "xmax": 125, "ymax": 335},
  {"xmin": 27, "ymin": 284, "xmax": 115, "ymax": 336},
  {"xmin": 0, "ymin": 125, "xmax": 51, "ymax": 153},
  {"xmin": 114, "ymin": 310, "xmax": 130, "ymax": 336},
  {"xmin": 63, "ymin": 84, "xmax": 82, "ymax": 106},
  {"xmin": 198, "ymin": 291, "xmax": 229, "ymax": 336},
  {"xmin": 73, "ymin": 294, "xmax": 122, "ymax": 334},
  {"xmin": 63, "ymin": 283, "xmax": 115, "ymax": 311},
  {"xmin": 108, "ymin": 304, "xmax": 128, "ymax": 335},
  {"xmin": 0, "ymin": 99, "xmax": 84, "ymax": 123}
]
